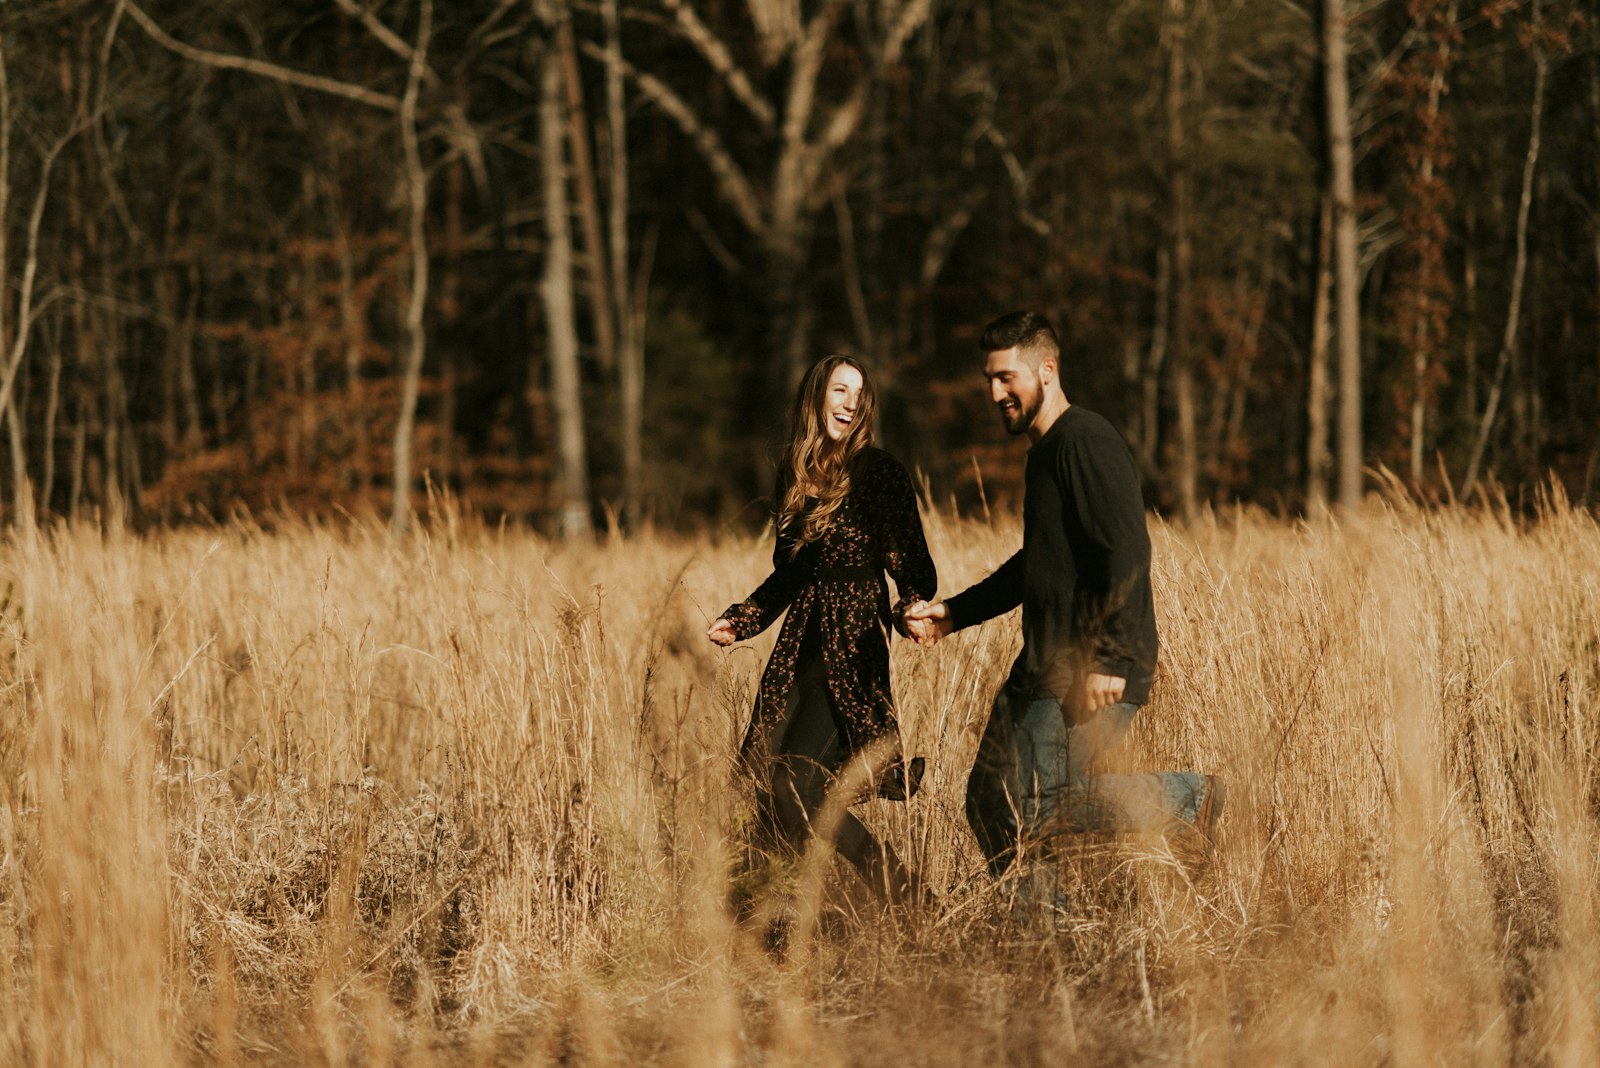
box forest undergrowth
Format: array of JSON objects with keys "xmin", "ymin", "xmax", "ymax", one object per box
[{"xmin": 2, "ymin": 488, "xmax": 1598, "ymax": 1065}]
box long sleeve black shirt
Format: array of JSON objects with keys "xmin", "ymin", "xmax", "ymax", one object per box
[{"xmin": 945, "ymin": 406, "xmax": 1159, "ymax": 709}]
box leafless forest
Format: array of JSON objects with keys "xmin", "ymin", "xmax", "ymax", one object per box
[{"xmin": 0, "ymin": 1, "xmax": 1594, "ymax": 531}]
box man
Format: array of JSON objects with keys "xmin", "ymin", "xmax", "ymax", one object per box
[{"xmin": 905, "ymin": 311, "xmax": 1220, "ymax": 876}]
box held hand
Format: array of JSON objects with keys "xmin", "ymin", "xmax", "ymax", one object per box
[
  {"xmin": 902, "ymin": 600, "xmax": 954, "ymax": 648},
  {"xmin": 904, "ymin": 616, "xmax": 937, "ymax": 645},
  {"xmin": 1083, "ymin": 672, "xmax": 1126, "ymax": 713},
  {"xmin": 706, "ymin": 618, "xmax": 737, "ymax": 647}
]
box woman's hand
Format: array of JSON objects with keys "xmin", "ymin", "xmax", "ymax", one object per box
[
  {"xmin": 706, "ymin": 618, "xmax": 737, "ymax": 647},
  {"xmin": 902, "ymin": 600, "xmax": 953, "ymax": 647}
]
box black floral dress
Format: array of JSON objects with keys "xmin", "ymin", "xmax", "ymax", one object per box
[{"xmin": 721, "ymin": 447, "xmax": 938, "ymax": 762}]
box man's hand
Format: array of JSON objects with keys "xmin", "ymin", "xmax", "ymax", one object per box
[
  {"xmin": 1083, "ymin": 672, "xmax": 1126, "ymax": 713},
  {"xmin": 706, "ymin": 618, "xmax": 737, "ymax": 647},
  {"xmin": 902, "ymin": 600, "xmax": 954, "ymax": 648}
]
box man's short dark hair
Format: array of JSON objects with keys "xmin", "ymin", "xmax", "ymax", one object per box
[{"xmin": 979, "ymin": 311, "xmax": 1060, "ymax": 368}]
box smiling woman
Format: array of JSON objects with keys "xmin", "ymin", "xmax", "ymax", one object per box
[
  {"xmin": 706, "ymin": 354, "xmax": 938, "ymax": 908},
  {"xmin": 773, "ymin": 356, "xmax": 879, "ymax": 549}
]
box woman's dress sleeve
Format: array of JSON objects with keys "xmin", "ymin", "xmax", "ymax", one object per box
[
  {"xmin": 873, "ymin": 455, "xmax": 938, "ymax": 635},
  {"xmin": 719, "ymin": 512, "xmax": 812, "ymax": 641}
]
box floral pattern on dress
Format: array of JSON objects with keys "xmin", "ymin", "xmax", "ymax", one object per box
[{"xmin": 721, "ymin": 447, "xmax": 938, "ymax": 756}]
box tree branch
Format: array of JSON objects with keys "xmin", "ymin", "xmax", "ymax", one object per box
[
  {"xmin": 789, "ymin": 0, "xmax": 929, "ymax": 213},
  {"xmin": 659, "ymin": 0, "xmax": 775, "ymax": 132},
  {"xmin": 120, "ymin": 0, "xmax": 402, "ymax": 112},
  {"xmin": 880, "ymin": 0, "xmax": 934, "ymax": 68},
  {"xmin": 580, "ymin": 39, "xmax": 766, "ymax": 238},
  {"xmin": 744, "ymin": 0, "xmax": 801, "ymax": 65},
  {"xmin": 782, "ymin": 0, "xmax": 849, "ymax": 152},
  {"xmin": 771, "ymin": 0, "xmax": 848, "ymax": 225},
  {"xmin": 982, "ymin": 122, "xmax": 1051, "ymax": 236},
  {"xmin": 332, "ymin": 0, "xmax": 441, "ymax": 88},
  {"xmin": 0, "ymin": 121, "xmax": 93, "ymax": 420}
]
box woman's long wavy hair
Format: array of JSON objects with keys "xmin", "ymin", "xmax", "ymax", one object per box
[{"xmin": 777, "ymin": 354, "xmax": 877, "ymax": 555}]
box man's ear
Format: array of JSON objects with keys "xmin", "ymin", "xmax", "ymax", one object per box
[{"xmin": 1039, "ymin": 356, "xmax": 1060, "ymax": 389}]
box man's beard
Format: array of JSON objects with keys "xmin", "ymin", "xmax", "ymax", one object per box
[{"xmin": 1001, "ymin": 390, "xmax": 1041, "ymax": 435}]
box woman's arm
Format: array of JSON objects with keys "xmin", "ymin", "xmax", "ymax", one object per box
[
  {"xmin": 872, "ymin": 454, "xmax": 938, "ymax": 635},
  {"xmin": 713, "ymin": 502, "xmax": 813, "ymax": 642}
]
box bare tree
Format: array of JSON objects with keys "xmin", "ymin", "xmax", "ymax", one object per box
[
  {"xmin": 604, "ymin": 0, "xmax": 646, "ymax": 529},
  {"xmin": 1461, "ymin": 3, "xmax": 1548, "ymax": 499},
  {"xmin": 389, "ymin": 0, "xmax": 433, "ymax": 535},
  {"xmin": 1394, "ymin": 0, "xmax": 1461, "ymax": 489},
  {"xmin": 1307, "ymin": 194, "xmax": 1335, "ymax": 514},
  {"xmin": 1165, "ymin": 0, "xmax": 1199, "ymax": 519},
  {"xmin": 1323, "ymin": 0, "xmax": 1365, "ymax": 510},
  {"xmin": 586, "ymin": 0, "xmax": 932, "ymax": 408},
  {"xmin": 537, "ymin": 0, "xmax": 591, "ymax": 539},
  {"xmin": 0, "ymin": 27, "xmax": 92, "ymax": 526},
  {"xmin": 558, "ymin": 13, "xmax": 617, "ymax": 382}
]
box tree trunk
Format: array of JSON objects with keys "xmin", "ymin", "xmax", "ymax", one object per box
[
  {"xmin": 101, "ymin": 306, "xmax": 127, "ymax": 525},
  {"xmin": 177, "ymin": 279, "xmax": 202, "ymax": 453},
  {"xmin": 111, "ymin": 306, "xmax": 141, "ymax": 520},
  {"xmin": 70, "ymin": 236, "xmax": 91, "ymax": 517},
  {"xmin": 330, "ymin": 188, "xmax": 370, "ymax": 495},
  {"xmin": 1324, "ymin": 0, "xmax": 1364, "ymax": 511},
  {"xmin": 68, "ymin": 396, "xmax": 85, "ymax": 520},
  {"xmin": 439, "ymin": 154, "xmax": 464, "ymax": 488},
  {"xmin": 0, "ymin": 27, "xmax": 11, "ymax": 519},
  {"xmin": 157, "ymin": 202, "xmax": 182, "ymax": 459},
  {"xmin": 1165, "ymin": 0, "xmax": 1198, "ymax": 518},
  {"xmin": 389, "ymin": 0, "xmax": 432, "ymax": 535},
  {"xmin": 1463, "ymin": 206, "xmax": 1478, "ymax": 421},
  {"xmin": 42, "ymin": 317, "xmax": 60, "ymax": 515},
  {"xmin": 1589, "ymin": 57, "xmax": 1599, "ymax": 489},
  {"xmin": 1462, "ymin": 33, "xmax": 1546, "ymax": 499},
  {"xmin": 605, "ymin": 0, "xmax": 644, "ymax": 530},
  {"xmin": 1307, "ymin": 194, "xmax": 1334, "ymax": 514},
  {"xmin": 762, "ymin": 232, "xmax": 812, "ymax": 417},
  {"xmin": 559, "ymin": 14, "xmax": 617, "ymax": 380},
  {"xmin": 1143, "ymin": 245, "xmax": 1170, "ymax": 474},
  {"xmin": 7, "ymin": 391, "xmax": 28, "ymax": 526},
  {"xmin": 1216, "ymin": 262, "xmax": 1269, "ymax": 491},
  {"xmin": 1405, "ymin": 0, "xmax": 1457, "ymax": 488},
  {"xmin": 1523, "ymin": 250, "xmax": 1540, "ymax": 479},
  {"xmin": 537, "ymin": 0, "xmax": 591, "ymax": 538}
]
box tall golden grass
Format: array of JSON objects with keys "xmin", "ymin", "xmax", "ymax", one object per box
[{"xmin": 2, "ymin": 486, "xmax": 1597, "ymax": 1065}]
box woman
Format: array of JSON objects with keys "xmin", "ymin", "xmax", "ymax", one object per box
[{"xmin": 707, "ymin": 354, "xmax": 937, "ymax": 903}]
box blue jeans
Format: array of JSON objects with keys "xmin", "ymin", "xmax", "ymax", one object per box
[{"xmin": 965, "ymin": 688, "xmax": 1206, "ymax": 875}]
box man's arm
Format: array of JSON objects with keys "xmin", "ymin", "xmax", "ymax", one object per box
[{"xmin": 904, "ymin": 550, "xmax": 1024, "ymax": 646}]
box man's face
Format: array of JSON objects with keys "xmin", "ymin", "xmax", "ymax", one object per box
[{"xmin": 984, "ymin": 346, "xmax": 1044, "ymax": 436}]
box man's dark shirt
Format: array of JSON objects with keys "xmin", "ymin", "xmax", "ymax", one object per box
[{"xmin": 944, "ymin": 405, "xmax": 1159, "ymax": 708}]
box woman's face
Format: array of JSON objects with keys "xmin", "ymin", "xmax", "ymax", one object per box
[{"xmin": 821, "ymin": 363, "xmax": 864, "ymax": 442}]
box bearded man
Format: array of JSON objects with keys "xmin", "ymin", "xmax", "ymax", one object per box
[{"xmin": 906, "ymin": 311, "xmax": 1221, "ymax": 875}]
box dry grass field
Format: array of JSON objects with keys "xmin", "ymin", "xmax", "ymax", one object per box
[{"xmin": 2, "ymin": 487, "xmax": 1599, "ymax": 1065}]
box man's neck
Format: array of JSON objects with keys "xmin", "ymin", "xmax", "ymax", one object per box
[{"xmin": 1025, "ymin": 393, "xmax": 1071, "ymax": 445}]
